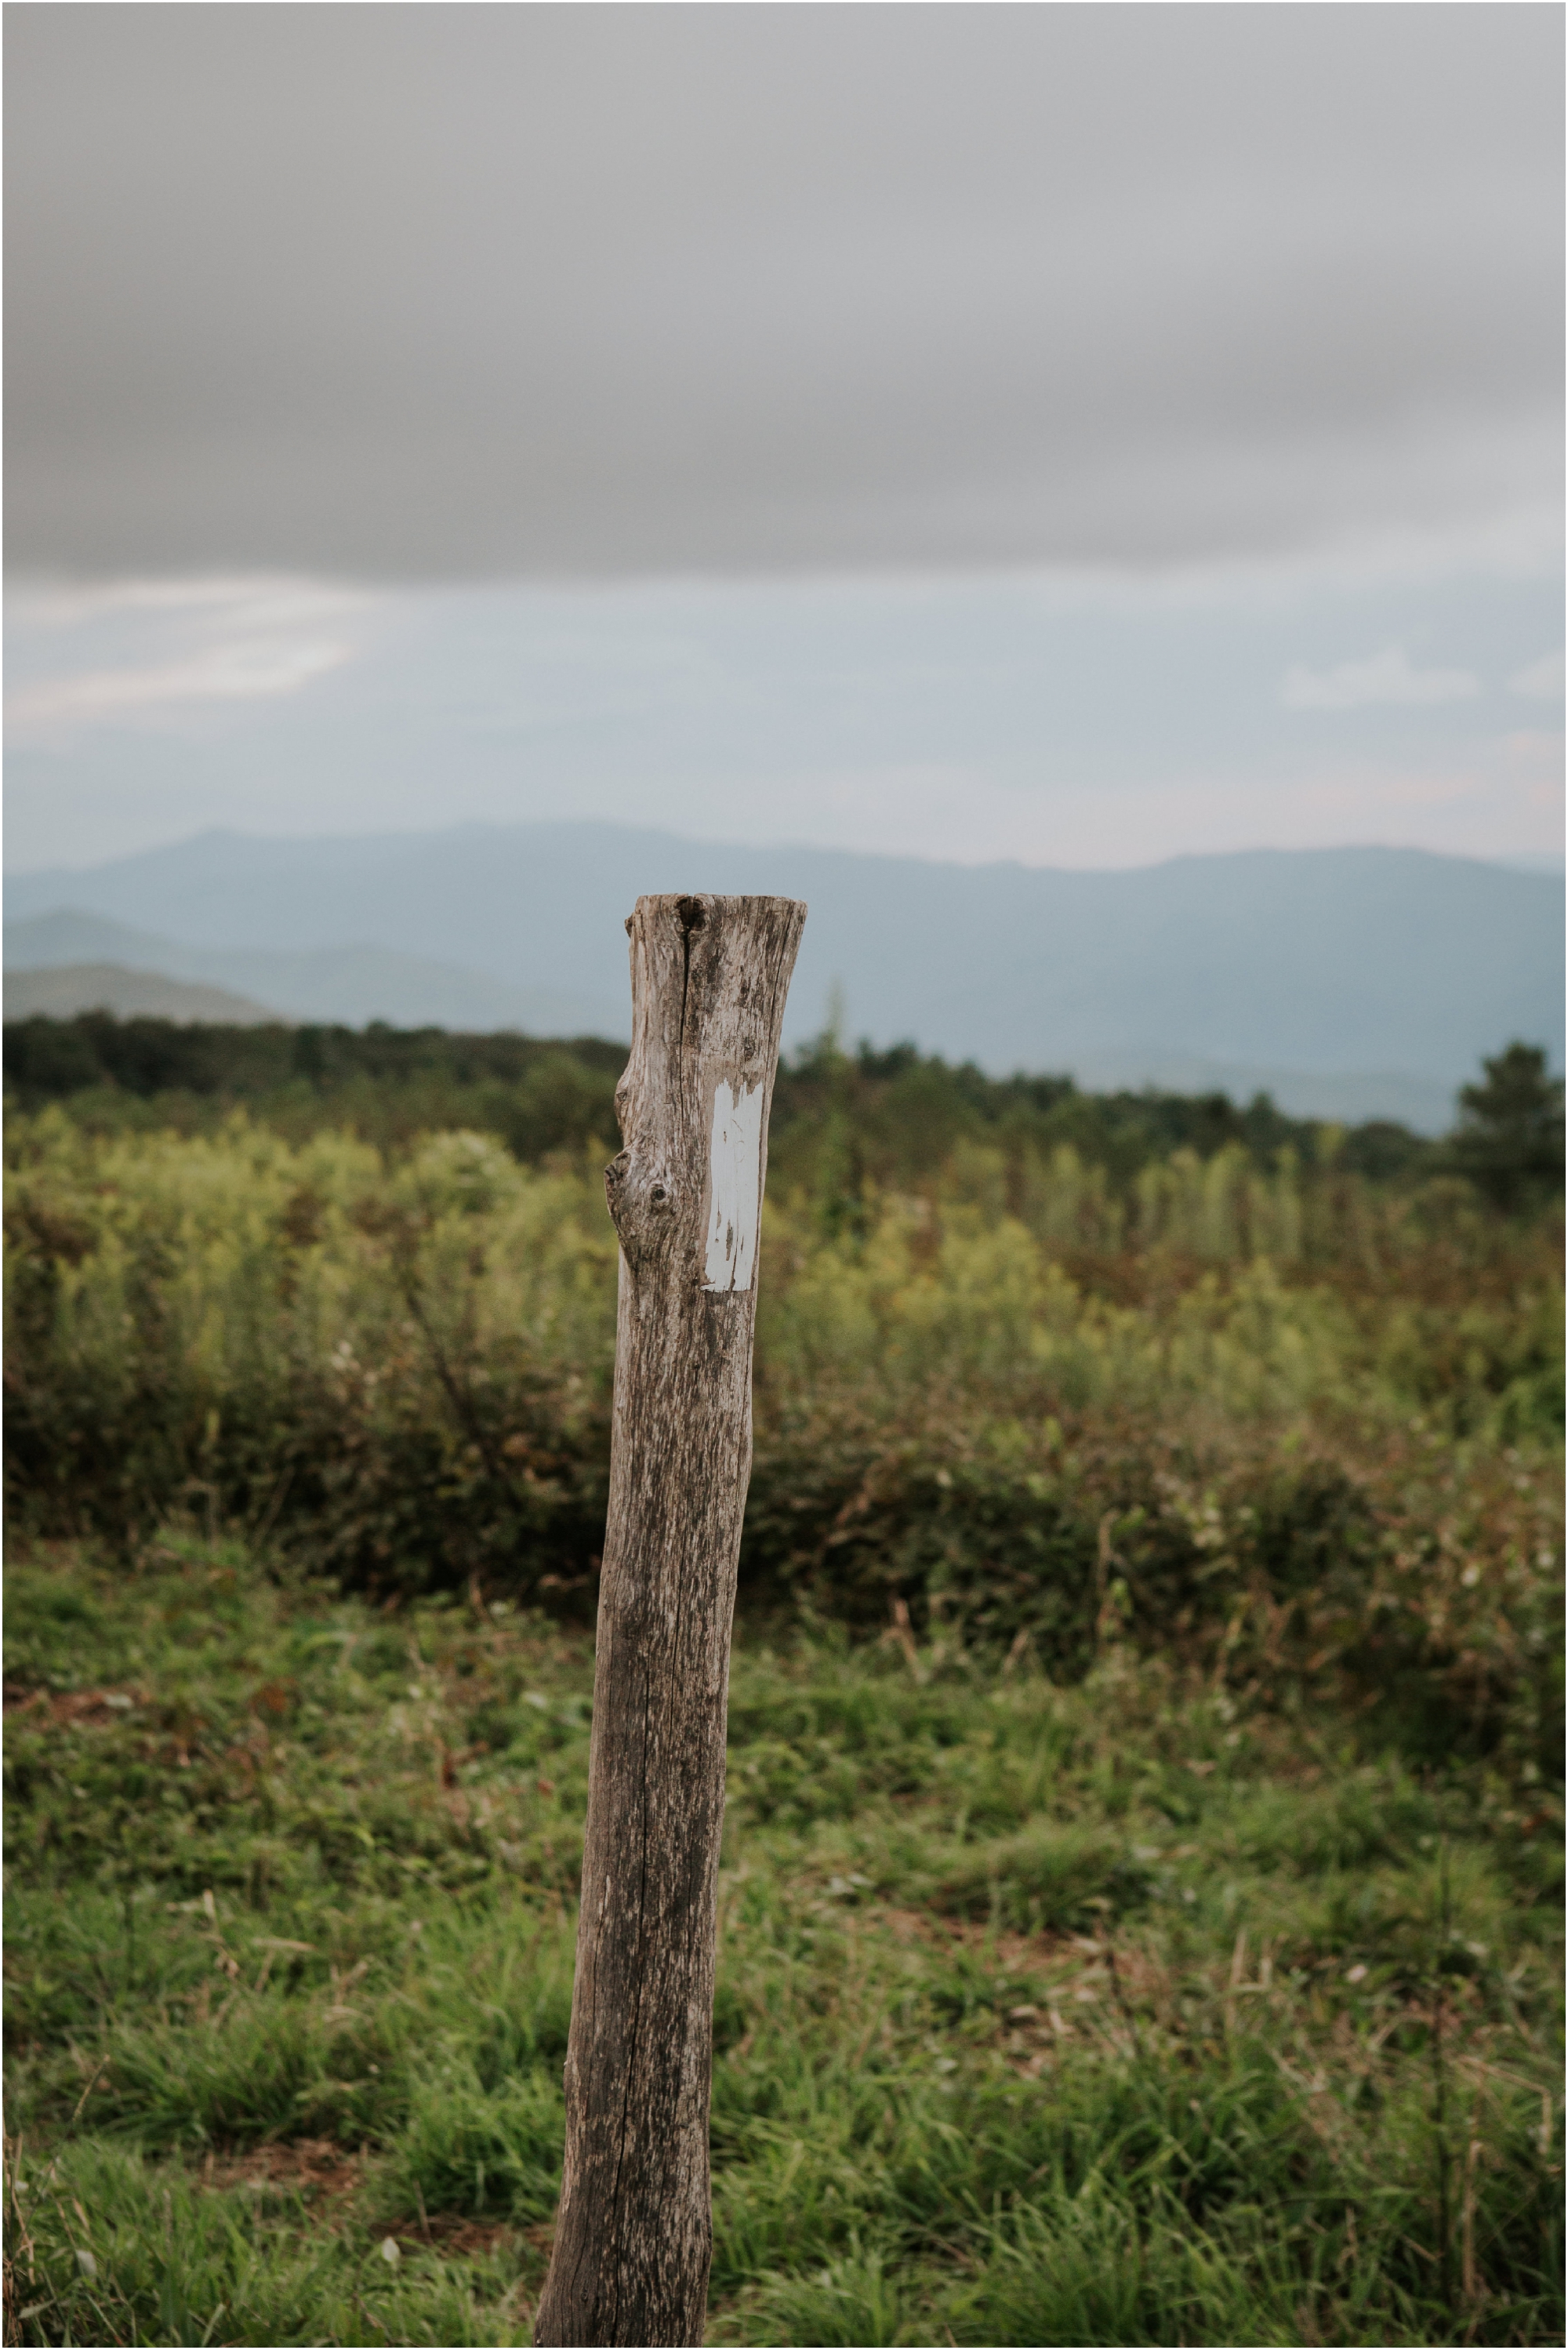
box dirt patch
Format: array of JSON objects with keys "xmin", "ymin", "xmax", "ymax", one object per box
[
  {"xmin": 872, "ymin": 1903, "xmax": 939, "ymax": 1946},
  {"xmin": 3, "ymin": 1684, "xmax": 146, "ymax": 1723},
  {"xmin": 376, "ymin": 2214, "xmax": 554, "ymax": 2264},
  {"xmin": 202, "ymin": 2137, "xmax": 365, "ymax": 2204},
  {"xmin": 950, "ymin": 1920, "xmax": 1081, "ymax": 1975},
  {"xmin": 869, "ymin": 1901, "xmax": 1074, "ymax": 1976},
  {"xmin": 376, "ymin": 2212, "xmax": 510, "ymax": 2258}
]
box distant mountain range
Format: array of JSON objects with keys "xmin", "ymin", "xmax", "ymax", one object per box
[{"xmin": 6, "ymin": 826, "xmax": 1563, "ymax": 1132}]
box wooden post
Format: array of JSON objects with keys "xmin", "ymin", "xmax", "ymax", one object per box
[{"xmin": 534, "ymin": 892, "xmax": 806, "ymax": 2350}]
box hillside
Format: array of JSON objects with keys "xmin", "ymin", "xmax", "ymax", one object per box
[
  {"xmin": 3, "ymin": 908, "xmax": 616, "ymax": 1036},
  {"xmin": 2, "ymin": 961, "xmax": 277, "ymax": 1026},
  {"xmin": 7, "ymin": 828, "xmax": 1561, "ymax": 1131}
]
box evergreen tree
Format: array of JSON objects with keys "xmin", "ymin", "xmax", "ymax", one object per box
[{"xmin": 1449, "ymin": 1041, "xmax": 1564, "ymax": 1213}]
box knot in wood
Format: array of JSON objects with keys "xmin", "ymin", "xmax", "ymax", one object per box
[{"xmin": 604, "ymin": 1148, "xmax": 678, "ymax": 1265}]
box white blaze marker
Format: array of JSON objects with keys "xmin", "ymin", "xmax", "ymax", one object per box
[{"xmin": 702, "ymin": 1078, "xmax": 763, "ymax": 1293}]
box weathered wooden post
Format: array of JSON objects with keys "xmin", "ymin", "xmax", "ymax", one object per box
[{"xmin": 534, "ymin": 892, "xmax": 806, "ymax": 2349}]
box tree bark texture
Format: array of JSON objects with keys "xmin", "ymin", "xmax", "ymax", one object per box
[{"xmin": 534, "ymin": 893, "xmax": 806, "ymax": 2349}]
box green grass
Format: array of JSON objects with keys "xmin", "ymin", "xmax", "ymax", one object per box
[{"xmin": 5, "ymin": 1535, "xmax": 1562, "ymax": 2346}]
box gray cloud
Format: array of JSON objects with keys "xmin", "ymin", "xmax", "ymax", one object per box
[{"xmin": 5, "ymin": 4, "xmax": 1563, "ymax": 577}]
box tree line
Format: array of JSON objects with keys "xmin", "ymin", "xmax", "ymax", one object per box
[{"xmin": 3, "ymin": 1008, "xmax": 1561, "ymax": 1212}]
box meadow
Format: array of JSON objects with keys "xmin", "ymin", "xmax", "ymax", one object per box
[{"xmin": 4, "ymin": 1026, "xmax": 1563, "ymax": 2345}]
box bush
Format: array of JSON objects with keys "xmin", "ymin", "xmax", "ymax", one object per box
[{"xmin": 5, "ymin": 1108, "xmax": 1560, "ymax": 1771}]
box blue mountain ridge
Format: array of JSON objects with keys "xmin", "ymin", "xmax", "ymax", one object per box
[{"xmin": 6, "ymin": 826, "xmax": 1561, "ymax": 1132}]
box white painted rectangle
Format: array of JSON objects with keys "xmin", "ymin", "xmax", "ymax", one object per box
[{"xmin": 702, "ymin": 1078, "xmax": 763, "ymax": 1293}]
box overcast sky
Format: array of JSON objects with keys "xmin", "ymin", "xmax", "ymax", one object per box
[{"xmin": 5, "ymin": 4, "xmax": 1563, "ymax": 874}]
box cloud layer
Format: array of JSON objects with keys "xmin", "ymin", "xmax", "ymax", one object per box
[{"xmin": 5, "ymin": 8, "xmax": 1562, "ymax": 577}]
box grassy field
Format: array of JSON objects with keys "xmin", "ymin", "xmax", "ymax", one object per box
[
  {"xmin": 4, "ymin": 1533, "xmax": 1562, "ymax": 2348},
  {"xmin": 4, "ymin": 1041, "xmax": 1563, "ymax": 2345}
]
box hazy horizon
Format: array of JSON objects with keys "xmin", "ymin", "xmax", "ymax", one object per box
[
  {"xmin": 8, "ymin": 556, "xmax": 1563, "ymax": 874},
  {"xmin": 6, "ymin": 808, "xmax": 1564, "ymax": 888}
]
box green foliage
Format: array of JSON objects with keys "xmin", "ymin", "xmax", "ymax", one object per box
[
  {"xmin": 2, "ymin": 1015, "xmax": 627, "ymax": 1163},
  {"xmin": 5, "ymin": 1542, "xmax": 1562, "ymax": 2346},
  {"xmin": 4, "ymin": 1119, "xmax": 617, "ymax": 1593},
  {"xmin": 4, "ymin": 1008, "xmax": 1446, "ymax": 1190},
  {"xmin": 1448, "ymin": 1042, "xmax": 1566, "ymax": 1215},
  {"xmin": 771, "ymin": 1033, "xmax": 1359, "ymax": 1204},
  {"xmin": 5, "ymin": 1102, "xmax": 1561, "ymax": 1774},
  {"xmin": 2, "ymin": 1026, "xmax": 1563, "ymax": 2340},
  {"xmin": 10, "ymin": 1010, "xmax": 1565, "ymax": 1217}
]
